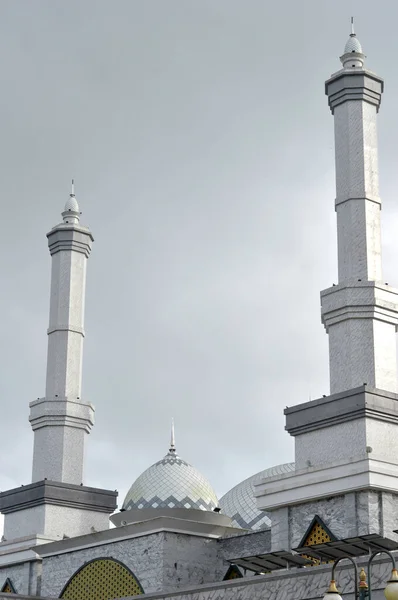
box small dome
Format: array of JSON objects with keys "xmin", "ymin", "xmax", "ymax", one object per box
[
  {"xmin": 344, "ymin": 34, "xmax": 362, "ymax": 54},
  {"xmin": 219, "ymin": 463, "xmax": 295, "ymax": 530},
  {"xmin": 123, "ymin": 448, "xmax": 219, "ymax": 512},
  {"xmin": 64, "ymin": 194, "xmax": 79, "ymax": 213}
]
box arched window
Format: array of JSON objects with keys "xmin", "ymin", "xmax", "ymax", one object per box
[{"xmin": 60, "ymin": 557, "xmax": 144, "ymax": 600}]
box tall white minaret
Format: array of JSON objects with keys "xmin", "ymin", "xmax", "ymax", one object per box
[
  {"xmin": 256, "ymin": 25, "xmax": 398, "ymax": 550},
  {"xmin": 29, "ymin": 182, "xmax": 95, "ymax": 484},
  {"xmin": 321, "ymin": 23, "xmax": 398, "ymax": 395}
]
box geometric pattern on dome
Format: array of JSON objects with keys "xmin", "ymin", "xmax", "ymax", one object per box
[
  {"xmin": 1, "ymin": 578, "xmax": 16, "ymax": 593},
  {"xmin": 122, "ymin": 449, "xmax": 218, "ymax": 512},
  {"xmin": 60, "ymin": 557, "xmax": 143, "ymax": 600},
  {"xmin": 344, "ymin": 35, "xmax": 362, "ymax": 54},
  {"xmin": 219, "ymin": 463, "xmax": 295, "ymax": 530}
]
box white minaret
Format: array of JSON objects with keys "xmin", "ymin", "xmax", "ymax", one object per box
[
  {"xmin": 255, "ymin": 25, "xmax": 398, "ymax": 550},
  {"xmin": 321, "ymin": 23, "xmax": 398, "ymax": 395},
  {"xmin": 29, "ymin": 182, "xmax": 95, "ymax": 484},
  {"xmin": 0, "ymin": 185, "xmax": 116, "ymax": 544}
]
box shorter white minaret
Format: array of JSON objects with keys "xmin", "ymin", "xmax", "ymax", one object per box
[
  {"xmin": 29, "ymin": 183, "xmax": 95, "ymax": 484},
  {"xmin": 0, "ymin": 184, "xmax": 117, "ymax": 544}
]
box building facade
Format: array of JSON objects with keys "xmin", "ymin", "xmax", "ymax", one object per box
[{"xmin": 0, "ymin": 25, "xmax": 398, "ymax": 600}]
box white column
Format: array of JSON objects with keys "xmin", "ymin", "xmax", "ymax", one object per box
[
  {"xmin": 321, "ymin": 36, "xmax": 398, "ymax": 395},
  {"xmin": 29, "ymin": 190, "xmax": 95, "ymax": 484}
]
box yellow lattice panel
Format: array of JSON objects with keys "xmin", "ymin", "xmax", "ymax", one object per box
[
  {"xmin": 304, "ymin": 521, "xmax": 332, "ymax": 546},
  {"xmin": 60, "ymin": 558, "xmax": 143, "ymax": 600}
]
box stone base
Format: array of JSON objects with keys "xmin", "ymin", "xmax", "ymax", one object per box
[
  {"xmin": 268, "ymin": 490, "xmax": 398, "ymax": 552},
  {"xmin": 0, "ymin": 480, "xmax": 117, "ymax": 541},
  {"xmin": 255, "ymin": 385, "xmax": 398, "ymax": 551}
]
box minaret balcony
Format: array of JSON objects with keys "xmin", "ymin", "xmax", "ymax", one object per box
[{"xmin": 321, "ymin": 280, "xmax": 398, "ymax": 331}]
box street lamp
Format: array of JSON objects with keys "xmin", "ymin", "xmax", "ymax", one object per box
[{"xmin": 323, "ymin": 551, "xmax": 398, "ymax": 600}]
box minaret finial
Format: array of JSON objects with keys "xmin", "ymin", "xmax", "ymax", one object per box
[
  {"xmin": 340, "ymin": 17, "xmax": 364, "ymax": 68},
  {"xmin": 169, "ymin": 418, "xmax": 176, "ymax": 452},
  {"xmin": 63, "ymin": 179, "xmax": 80, "ymax": 223}
]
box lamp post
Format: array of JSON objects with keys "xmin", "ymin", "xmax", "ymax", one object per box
[{"xmin": 323, "ymin": 552, "xmax": 398, "ymax": 600}]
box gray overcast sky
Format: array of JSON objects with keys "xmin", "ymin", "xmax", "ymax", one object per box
[{"xmin": 1, "ymin": 0, "xmax": 398, "ymax": 520}]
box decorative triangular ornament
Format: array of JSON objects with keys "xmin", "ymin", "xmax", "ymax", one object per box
[
  {"xmin": 299, "ymin": 514, "xmax": 337, "ymax": 548},
  {"xmin": 1, "ymin": 578, "xmax": 16, "ymax": 593},
  {"xmin": 223, "ymin": 564, "xmax": 243, "ymax": 580}
]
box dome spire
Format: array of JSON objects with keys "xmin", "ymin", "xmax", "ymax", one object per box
[
  {"xmin": 169, "ymin": 418, "xmax": 176, "ymax": 453},
  {"xmin": 351, "ymin": 15, "xmax": 355, "ymax": 35}
]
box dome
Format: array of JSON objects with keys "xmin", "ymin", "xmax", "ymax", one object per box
[
  {"xmin": 344, "ymin": 34, "xmax": 362, "ymax": 54},
  {"xmin": 122, "ymin": 444, "xmax": 219, "ymax": 512},
  {"xmin": 219, "ymin": 463, "xmax": 295, "ymax": 530}
]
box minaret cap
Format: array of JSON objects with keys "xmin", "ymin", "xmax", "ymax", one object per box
[
  {"xmin": 340, "ymin": 17, "xmax": 365, "ymax": 69},
  {"xmin": 62, "ymin": 180, "xmax": 80, "ymax": 224}
]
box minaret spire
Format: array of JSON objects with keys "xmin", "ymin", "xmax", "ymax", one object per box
[{"xmin": 351, "ymin": 16, "xmax": 355, "ymax": 35}]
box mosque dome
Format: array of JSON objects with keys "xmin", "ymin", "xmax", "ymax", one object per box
[
  {"xmin": 344, "ymin": 34, "xmax": 362, "ymax": 54},
  {"xmin": 122, "ymin": 431, "xmax": 219, "ymax": 512},
  {"xmin": 219, "ymin": 463, "xmax": 295, "ymax": 530}
]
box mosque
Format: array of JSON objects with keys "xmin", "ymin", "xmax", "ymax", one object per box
[{"xmin": 2, "ymin": 24, "xmax": 398, "ymax": 600}]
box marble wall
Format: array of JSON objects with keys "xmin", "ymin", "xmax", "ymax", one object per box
[
  {"xmin": 123, "ymin": 554, "xmax": 398, "ymax": 600},
  {"xmin": 219, "ymin": 530, "xmax": 271, "ymax": 560},
  {"xmin": 270, "ymin": 490, "xmax": 398, "ymax": 551}
]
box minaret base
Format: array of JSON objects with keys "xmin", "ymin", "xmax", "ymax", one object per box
[
  {"xmin": 0, "ymin": 481, "xmax": 117, "ymax": 541},
  {"xmin": 255, "ymin": 386, "xmax": 398, "ymax": 551},
  {"xmin": 265, "ymin": 487, "xmax": 398, "ymax": 552},
  {"xmin": 29, "ymin": 397, "xmax": 95, "ymax": 485}
]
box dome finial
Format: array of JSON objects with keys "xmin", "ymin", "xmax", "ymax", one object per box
[
  {"xmin": 71, "ymin": 178, "xmax": 75, "ymax": 196},
  {"xmin": 169, "ymin": 418, "xmax": 176, "ymax": 453},
  {"xmin": 340, "ymin": 17, "xmax": 365, "ymax": 68}
]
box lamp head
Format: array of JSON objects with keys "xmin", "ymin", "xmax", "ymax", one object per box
[
  {"xmin": 323, "ymin": 580, "xmax": 343, "ymax": 600},
  {"xmin": 385, "ymin": 568, "xmax": 398, "ymax": 600}
]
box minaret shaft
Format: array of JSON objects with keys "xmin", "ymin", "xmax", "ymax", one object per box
[
  {"xmin": 45, "ymin": 249, "xmax": 87, "ymax": 398},
  {"xmin": 334, "ymin": 100, "xmax": 382, "ymax": 282}
]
